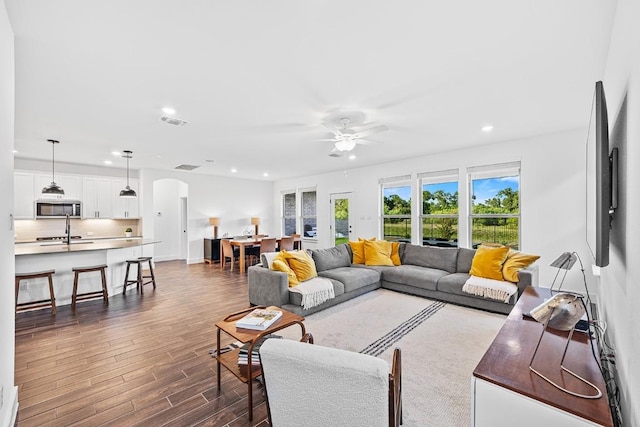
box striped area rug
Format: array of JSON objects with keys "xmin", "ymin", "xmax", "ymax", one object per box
[{"xmin": 288, "ymin": 289, "xmax": 506, "ymax": 427}]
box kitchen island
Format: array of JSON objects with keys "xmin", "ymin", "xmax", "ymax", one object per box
[{"xmin": 15, "ymin": 238, "xmax": 159, "ymax": 307}]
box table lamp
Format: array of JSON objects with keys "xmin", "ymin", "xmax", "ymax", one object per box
[
  {"xmin": 209, "ymin": 217, "xmax": 221, "ymax": 239},
  {"xmin": 528, "ymin": 292, "xmax": 602, "ymax": 399},
  {"xmin": 549, "ymin": 251, "xmax": 577, "ymax": 292},
  {"xmin": 251, "ymin": 217, "xmax": 261, "ymax": 235}
]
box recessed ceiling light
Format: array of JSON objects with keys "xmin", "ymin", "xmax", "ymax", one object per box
[
  {"xmin": 231, "ymin": 168, "xmax": 237, "ymax": 173},
  {"xmin": 112, "ymin": 151, "xmax": 121, "ymax": 156},
  {"xmin": 482, "ymin": 125, "xmax": 494, "ymax": 132},
  {"xmin": 162, "ymin": 107, "xmax": 176, "ymax": 115},
  {"xmin": 104, "ymin": 160, "xmax": 113, "ymax": 165},
  {"xmin": 348, "ymin": 154, "xmax": 356, "ymax": 160},
  {"xmin": 263, "ymin": 172, "xmax": 269, "ymax": 177}
]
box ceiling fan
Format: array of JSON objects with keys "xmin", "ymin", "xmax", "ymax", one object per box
[{"xmin": 319, "ymin": 117, "xmax": 388, "ymax": 152}]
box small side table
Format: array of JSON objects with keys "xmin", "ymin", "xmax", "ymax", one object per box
[{"xmin": 215, "ymin": 306, "xmax": 305, "ymax": 421}]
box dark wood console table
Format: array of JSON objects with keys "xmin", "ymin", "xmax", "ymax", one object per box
[
  {"xmin": 203, "ymin": 238, "xmax": 221, "ymax": 264},
  {"xmin": 472, "ymin": 286, "xmax": 613, "ymax": 426}
]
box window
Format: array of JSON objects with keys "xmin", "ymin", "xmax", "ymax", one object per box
[
  {"xmin": 420, "ymin": 170, "xmax": 458, "ymax": 247},
  {"xmin": 469, "ymin": 163, "xmax": 520, "ymax": 249},
  {"xmin": 282, "ymin": 191, "xmax": 297, "ymax": 236},
  {"xmin": 381, "ymin": 175, "xmax": 412, "ymax": 242},
  {"xmin": 301, "ymin": 189, "xmax": 317, "ymax": 238}
]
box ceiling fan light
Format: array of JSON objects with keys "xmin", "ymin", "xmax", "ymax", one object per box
[{"xmin": 335, "ymin": 139, "xmax": 356, "ymax": 151}]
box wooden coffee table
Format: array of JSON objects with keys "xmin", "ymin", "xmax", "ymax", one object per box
[{"xmin": 214, "ymin": 305, "xmax": 306, "ymax": 421}]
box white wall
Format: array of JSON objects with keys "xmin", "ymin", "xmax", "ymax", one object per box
[
  {"xmin": 275, "ymin": 128, "xmax": 596, "ymax": 294},
  {"xmin": 141, "ymin": 168, "xmax": 274, "ymax": 264},
  {"xmin": 0, "ymin": 2, "xmax": 17, "ymax": 425},
  {"xmin": 601, "ymin": 0, "xmax": 640, "ymax": 424}
]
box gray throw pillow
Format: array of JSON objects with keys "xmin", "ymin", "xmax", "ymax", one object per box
[
  {"xmin": 310, "ymin": 244, "xmax": 351, "ymax": 272},
  {"xmin": 456, "ymin": 247, "xmax": 476, "ymax": 273}
]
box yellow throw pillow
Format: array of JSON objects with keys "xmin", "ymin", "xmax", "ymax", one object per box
[
  {"xmin": 349, "ymin": 241, "xmax": 365, "ymax": 264},
  {"xmin": 283, "ymin": 250, "xmax": 318, "ymax": 282},
  {"xmin": 469, "ymin": 245, "xmax": 510, "ymax": 281},
  {"xmin": 270, "ymin": 259, "xmax": 300, "ymax": 287},
  {"xmin": 502, "ymin": 250, "xmax": 540, "ymax": 282},
  {"xmin": 390, "ymin": 242, "xmax": 401, "ymax": 266},
  {"xmin": 363, "ymin": 240, "xmax": 394, "ymax": 266}
]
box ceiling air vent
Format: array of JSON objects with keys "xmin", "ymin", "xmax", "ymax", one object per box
[
  {"xmin": 160, "ymin": 116, "xmax": 188, "ymax": 126},
  {"xmin": 174, "ymin": 164, "xmax": 200, "ymax": 171}
]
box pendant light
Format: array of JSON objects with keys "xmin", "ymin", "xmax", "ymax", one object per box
[
  {"xmin": 119, "ymin": 150, "xmax": 137, "ymax": 198},
  {"xmin": 42, "ymin": 139, "xmax": 65, "ymax": 195}
]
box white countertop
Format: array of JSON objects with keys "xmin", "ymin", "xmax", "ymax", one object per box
[{"xmin": 15, "ymin": 238, "xmax": 159, "ymax": 256}]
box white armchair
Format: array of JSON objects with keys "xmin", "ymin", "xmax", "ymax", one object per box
[{"xmin": 259, "ymin": 338, "xmax": 402, "ymax": 427}]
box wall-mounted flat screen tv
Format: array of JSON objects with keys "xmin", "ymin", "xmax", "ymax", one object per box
[{"xmin": 586, "ymin": 81, "xmax": 618, "ymax": 267}]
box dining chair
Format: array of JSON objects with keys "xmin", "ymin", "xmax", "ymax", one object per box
[
  {"xmin": 220, "ymin": 238, "xmax": 240, "ymax": 271},
  {"xmin": 291, "ymin": 233, "xmax": 301, "ymax": 250},
  {"xmin": 260, "ymin": 237, "xmax": 277, "ymax": 255},
  {"xmin": 279, "ymin": 236, "xmax": 295, "ymax": 251},
  {"xmin": 246, "ymin": 234, "xmax": 266, "ymax": 265}
]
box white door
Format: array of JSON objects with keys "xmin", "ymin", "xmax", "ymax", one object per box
[
  {"xmin": 179, "ymin": 197, "xmax": 188, "ymax": 260},
  {"xmin": 330, "ymin": 192, "xmax": 353, "ymax": 246}
]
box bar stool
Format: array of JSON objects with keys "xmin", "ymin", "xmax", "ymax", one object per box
[
  {"xmin": 72, "ymin": 264, "xmax": 109, "ymax": 312},
  {"xmin": 15, "ymin": 269, "xmax": 57, "ymax": 315},
  {"xmin": 123, "ymin": 257, "xmax": 157, "ymax": 294}
]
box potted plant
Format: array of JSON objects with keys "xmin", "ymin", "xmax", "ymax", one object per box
[{"xmin": 125, "ymin": 227, "xmax": 133, "ymax": 238}]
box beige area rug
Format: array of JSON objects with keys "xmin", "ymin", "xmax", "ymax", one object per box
[{"xmin": 280, "ymin": 289, "xmax": 506, "ymax": 427}]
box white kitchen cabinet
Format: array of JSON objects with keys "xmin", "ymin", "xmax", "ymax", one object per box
[
  {"xmin": 14, "ymin": 172, "xmax": 35, "ymax": 219},
  {"xmin": 111, "ymin": 178, "xmax": 139, "ymax": 218},
  {"xmin": 36, "ymin": 173, "xmax": 82, "ymax": 200},
  {"xmin": 82, "ymin": 177, "xmax": 113, "ymax": 218}
]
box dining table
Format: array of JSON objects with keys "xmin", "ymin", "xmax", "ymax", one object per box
[{"xmin": 229, "ymin": 236, "xmax": 301, "ymax": 273}]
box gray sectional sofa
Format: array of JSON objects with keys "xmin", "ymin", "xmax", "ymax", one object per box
[{"xmin": 247, "ymin": 242, "xmax": 538, "ymax": 316}]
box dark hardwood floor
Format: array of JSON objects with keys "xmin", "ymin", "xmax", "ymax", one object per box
[{"xmin": 15, "ymin": 260, "xmax": 271, "ymax": 427}]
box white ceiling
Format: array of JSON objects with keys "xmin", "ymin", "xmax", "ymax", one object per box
[{"xmin": 6, "ymin": 0, "xmax": 616, "ymax": 181}]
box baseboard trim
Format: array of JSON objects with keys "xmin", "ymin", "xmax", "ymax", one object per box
[{"xmin": 1, "ymin": 385, "xmax": 18, "ymax": 427}]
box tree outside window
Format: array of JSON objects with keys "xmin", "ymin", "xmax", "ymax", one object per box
[
  {"xmin": 382, "ymin": 184, "xmax": 411, "ymax": 242},
  {"xmin": 422, "ymin": 180, "xmax": 458, "ymax": 247},
  {"xmin": 471, "ymin": 175, "xmax": 520, "ymax": 248}
]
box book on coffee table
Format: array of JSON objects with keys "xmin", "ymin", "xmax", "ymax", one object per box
[{"xmin": 235, "ymin": 308, "xmax": 283, "ymax": 330}]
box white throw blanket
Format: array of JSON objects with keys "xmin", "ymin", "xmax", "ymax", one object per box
[
  {"xmin": 462, "ymin": 275, "xmax": 518, "ymax": 303},
  {"xmin": 289, "ymin": 277, "xmax": 335, "ymax": 309}
]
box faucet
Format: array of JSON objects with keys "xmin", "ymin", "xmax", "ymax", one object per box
[{"xmin": 65, "ymin": 214, "xmax": 71, "ymax": 245}]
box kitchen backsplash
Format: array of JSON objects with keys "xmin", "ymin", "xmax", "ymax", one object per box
[{"xmin": 15, "ymin": 218, "xmax": 141, "ymax": 241}]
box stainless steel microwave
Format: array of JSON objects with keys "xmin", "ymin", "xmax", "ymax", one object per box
[{"xmin": 36, "ymin": 200, "xmax": 82, "ymax": 218}]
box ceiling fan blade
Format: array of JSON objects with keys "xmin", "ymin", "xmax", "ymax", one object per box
[
  {"xmin": 315, "ymin": 138, "xmax": 339, "ymax": 142},
  {"xmin": 355, "ymin": 138, "xmax": 381, "ymax": 145},
  {"xmin": 353, "ymin": 124, "xmax": 389, "ymax": 138},
  {"xmin": 321, "ymin": 122, "xmax": 341, "ymax": 136}
]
